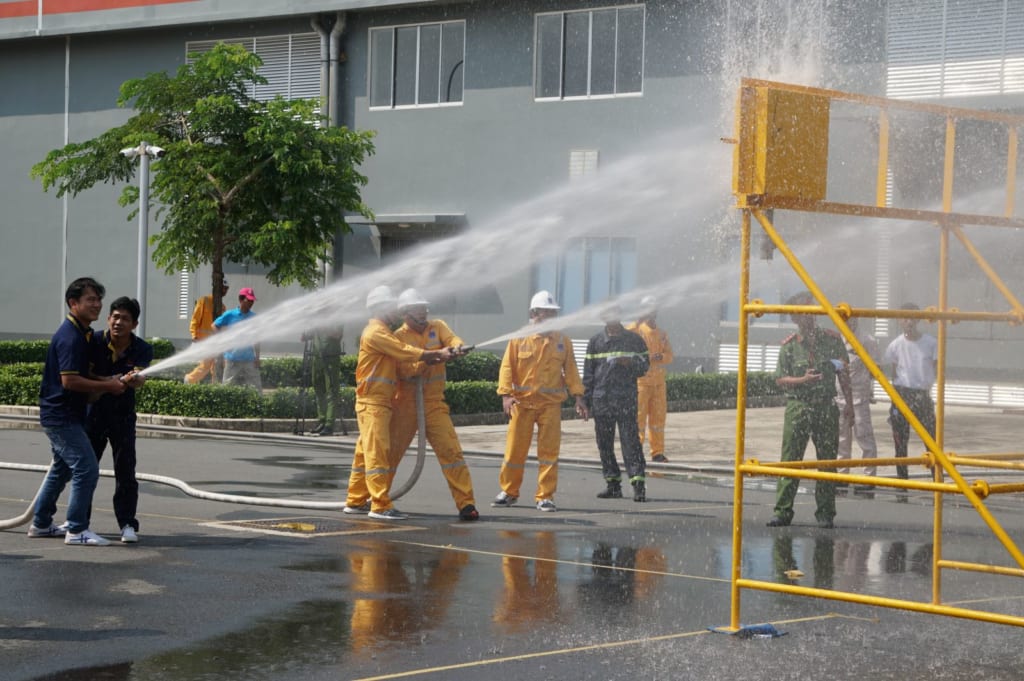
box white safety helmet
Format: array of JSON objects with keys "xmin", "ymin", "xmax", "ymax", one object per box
[
  {"xmin": 529, "ymin": 290, "xmax": 561, "ymax": 311},
  {"xmin": 366, "ymin": 285, "xmax": 397, "ymax": 310},
  {"xmin": 397, "ymin": 288, "xmax": 430, "ymax": 311}
]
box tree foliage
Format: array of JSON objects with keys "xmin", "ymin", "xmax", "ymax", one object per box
[{"xmin": 31, "ymin": 43, "xmax": 375, "ymax": 310}]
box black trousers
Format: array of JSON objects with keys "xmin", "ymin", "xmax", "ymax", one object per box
[
  {"xmin": 594, "ymin": 409, "xmax": 646, "ymax": 482},
  {"xmin": 88, "ymin": 415, "xmax": 139, "ymax": 531},
  {"xmin": 889, "ymin": 386, "xmax": 936, "ymax": 480}
]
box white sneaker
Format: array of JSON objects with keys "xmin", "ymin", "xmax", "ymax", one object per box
[
  {"xmin": 121, "ymin": 526, "xmax": 139, "ymax": 543},
  {"xmin": 367, "ymin": 508, "xmax": 407, "ymax": 520},
  {"xmin": 26, "ymin": 524, "xmax": 66, "ymax": 538},
  {"xmin": 64, "ymin": 529, "xmax": 111, "ymax": 546},
  {"xmin": 343, "ymin": 502, "xmax": 371, "ymax": 515},
  {"xmin": 536, "ymin": 499, "xmax": 557, "ymax": 512},
  {"xmin": 491, "ymin": 491, "xmax": 518, "ymax": 507}
]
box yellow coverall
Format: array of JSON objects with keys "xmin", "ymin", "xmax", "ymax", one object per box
[
  {"xmin": 344, "ymin": 318, "xmax": 426, "ymax": 514},
  {"xmin": 390, "ymin": 319, "xmax": 476, "ymax": 511},
  {"xmin": 497, "ymin": 331, "xmax": 584, "ymax": 502},
  {"xmin": 493, "ymin": 531, "xmax": 562, "ymax": 631},
  {"xmin": 348, "ymin": 545, "xmax": 468, "ymax": 651},
  {"xmin": 627, "ymin": 320, "xmax": 674, "ymax": 459},
  {"xmin": 184, "ymin": 294, "xmax": 218, "ymax": 384}
]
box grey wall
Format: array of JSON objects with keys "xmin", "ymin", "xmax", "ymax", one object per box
[{"xmin": 2, "ymin": 0, "xmax": 1021, "ymax": 380}]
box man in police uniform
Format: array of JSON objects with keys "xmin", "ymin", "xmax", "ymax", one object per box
[{"xmin": 767, "ymin": 291, "xmax": 853, "ymax": 529}]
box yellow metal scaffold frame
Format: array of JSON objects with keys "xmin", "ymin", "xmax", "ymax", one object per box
[{"xmin": 728, "ymin": 78, "xmax": 1024, "ymax": 629}]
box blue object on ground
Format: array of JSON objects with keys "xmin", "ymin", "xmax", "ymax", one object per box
[{"xmin": 708, "ymin": 622, "xmax": 788, "ymax": 638}]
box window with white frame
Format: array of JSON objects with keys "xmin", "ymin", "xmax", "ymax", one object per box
[
  {"xmin": 186, "ymin": 34, "xmax": 321, "ymax": 102},
  {"xmin": 369, "ymin": 21, "xmax": 465, "ymax": 108},
  {"xmin": 535, "ymin": 237, "xmax": 637, "ymax": 314},
  {"xmin": 535, "ymin": 4, "xmax": 645, "ymax": 100},
  {"xmin": 887, "ymin": 0, "xmax": 1024, "ymax": 99}
]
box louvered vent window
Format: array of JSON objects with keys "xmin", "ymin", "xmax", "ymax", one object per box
[
  {"xmin": 178, "ymin": 268, "xmax": 190, "ymax": 319},
  {"xmin": 887, "ymin": 0, "xmax": 1024, "ymax": 99},
  {"xmin": 186, "ymin": 34, "xmax": 321, "ymax": 102}
]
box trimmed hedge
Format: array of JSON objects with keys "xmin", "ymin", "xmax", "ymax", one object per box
[
  {"xmin": 257, "ymin": 350, "xmax": 500, "ymax": 389},
  {"xmin": 0, "ymin": 338, "xmax": 174, "ymax": 363},
  {"xmin": 0, "ymin": 345, "xmax": 783, "ymax": 419}
]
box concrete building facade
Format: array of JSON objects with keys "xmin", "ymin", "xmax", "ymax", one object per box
[{"xmin": 1, "ymin": 0, "xmax": 1022, "ymax": 400}]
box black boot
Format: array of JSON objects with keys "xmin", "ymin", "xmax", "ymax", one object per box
[
  {"xmin": 596, "ymin": 481, "xmax": 623, "ymax": 499},
  {"xmin": 632, "ymin": 480, "xmax": 646, "ymax": 502}
]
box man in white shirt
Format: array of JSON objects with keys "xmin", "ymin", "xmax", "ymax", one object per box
[
  {"xmin": 835, "ymin": 316, "xmax": 879, "ymax": 491},
  {"xmin": 883, "ymin": 303, "xmax": 938, "ymax": 481}
]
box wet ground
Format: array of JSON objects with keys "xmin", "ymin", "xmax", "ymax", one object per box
[{"xmin": 2, "ymin": 406, "xmax": 1024, "ymax": 680}]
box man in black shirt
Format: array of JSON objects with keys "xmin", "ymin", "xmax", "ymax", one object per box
[{"xmin": 88, "ymin": 297, "xmax": 152, "ymax": 543}]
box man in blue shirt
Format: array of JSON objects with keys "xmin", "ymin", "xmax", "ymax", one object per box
[
  {"xmin": 213, "ymin": 287, "xmax": 261, "ymax": 390},
  {"xmin": 88, "ymin": 297, "xmax": 153, "ymax": 543},
  {"xmin": 31, "ymin": 277, "xmax": 127, "ymax": 546}
]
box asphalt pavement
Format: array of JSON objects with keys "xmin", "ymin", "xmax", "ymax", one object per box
[{"xmin": 1, "ymin": 404, "xmax": 1024, "ymax": 680}]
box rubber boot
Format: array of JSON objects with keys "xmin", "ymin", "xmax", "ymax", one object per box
[
  {"xmin": 596, "ymin": 481, "xmax": 623, "ymax": 499},
  {"xmin": 632, "ymin": 480, "xmax": 646, "ymax": 502}
]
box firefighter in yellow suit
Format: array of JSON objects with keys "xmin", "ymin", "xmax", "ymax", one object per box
[
  {"xmin": 627, "ymin": 296, "xmax": 674, "ymax": 462},
  {"xmin": 492, "ymin": 291, "xmax": 589, "ymax": 513},
  {"xmin": 343, "ymin": 286, "xmax": 454, "ymax": 521},
  {"xmin": 183, "ymin": 278, "xmax": 229, "ymax": 384},
  {"xmin": 389, "ymin": 288, "xmax": 479, "ymax": 521}
]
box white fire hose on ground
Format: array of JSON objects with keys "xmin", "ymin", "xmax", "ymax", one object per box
[{"xmin": 0, "ymin": 377, "xmax": 429, "ymax": 529}]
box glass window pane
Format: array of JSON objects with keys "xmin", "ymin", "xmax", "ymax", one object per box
[
  {"xmin": 536, "ymin": 14, "xmax": 563, "ymax": 98},
  {"xmin": 564, "ymin": 11, "xmax": 590, "ymax": 97},
  {"xmin": 418, "ymin": 24, "xmax": 441, "ymax": 104},
  {"xmin": 560, "ymin": 240, "xmax": 585, "ymax": 313},
  {"xmin": 610, "ymin": 238, "xmax": 637, "ymax": 293},
  {"xmin": 441, "ymin": 22, "xmax": 465, "ymax": 103},
  {"xmin": 534, "ymin": 254, "xmax": 559, "ymax": 297},
  {"xmin": 587, "ymin": 238, "xmax": 612, "ymax": 304},
  {"xmin": 616, "ymin": 7, "xmax": 644, "ymax": 94},
  {"xmin": 590, "ymin": 10, "xmax": 616, "ymax": 95},
  {"xmin": 394, "ymin": 26, "xmax": 418, "ymax": 106},
  {"xmin": 369, "ymin": 28, "xmax": 394, "ymax": 107}
]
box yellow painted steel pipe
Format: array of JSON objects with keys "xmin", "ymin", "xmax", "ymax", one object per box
[
  {"xmin": 947, "ymin": 456, "xmax": 1024, "ymax": 472},
  {"xmin": 741, "ymin": 77, "xmax": 1024, "ymax": 126},
  {"xmin": 738, "ymin": 464, "xmax": 990, "ymax": 496},
  {"xmin": 755, "ymin": 455, "xmax": 928, "ymax": 470},
  {"xmin": 736, "ymin": 578, "xmax": 1024, "ymax": 628},
  {"xmin": 948, "ymin": 451, "xmax": 1024, "ymax": 461},
  {"xmin": 729, "ymin": 208, "xmax": 754, "ymax": 631},
  {"xmin": 938, "ymin": 560, "xmax": 1024, "ymax": 578},
  {"xmin": 949, "ymin": 224, "xmax": 1024, "ymax": 321},
  {"xmin": 744, "ymin": 302, "xmax": 1019, "ymax": 324},
  {"xmin": 740, "ymin": 194, "xmax": 1024, "ymax": 228}
]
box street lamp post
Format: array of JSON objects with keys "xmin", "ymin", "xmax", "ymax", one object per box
[{"xmin": 119, "ymin": 141, "xmax": 166, "ymax": 338}]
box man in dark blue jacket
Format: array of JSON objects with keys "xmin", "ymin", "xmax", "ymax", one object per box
[
  {"xmin": 31, "ymin": 277, "xmax": 126, "ymax": 546},
  {"xmin": 583, "ymin": 304, "xmax": 650, "ymax": 502}
]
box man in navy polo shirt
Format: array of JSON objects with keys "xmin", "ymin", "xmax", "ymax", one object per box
[
  {"xmin": 214, "ymin": 287, "xmax": 261, "ymax": 390},
  {"xmin": 30, "ymin": 277, "xmax": 127, "ymax": 546},
  {"xmin": 88, "ymin": 297, "xmax": 152, "ymax": 544}
]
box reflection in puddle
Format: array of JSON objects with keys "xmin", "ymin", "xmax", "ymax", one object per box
[
  {"xmin": 494, "ymin": 531, "xmax": 563, "ymax": 632},
  {"xmin": 347, "ymin": 543, "xmax": 468, "ymax": 652},
  {"xmin": 732, "ymin": 535, "xmax": 934, "ymax": 591}
]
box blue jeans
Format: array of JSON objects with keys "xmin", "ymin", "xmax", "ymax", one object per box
[{"xmin": 34, "ymin": 423, "xmax": 99, "ymax": 534}]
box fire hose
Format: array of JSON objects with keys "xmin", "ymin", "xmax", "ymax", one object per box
[{"xmin": 0, "ymin": 376, "xmax": 431, "ymax": 529}]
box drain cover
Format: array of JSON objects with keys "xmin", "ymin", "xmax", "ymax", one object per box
[{"xmin": 202, "ymin": 515, "xmax": 422, "ymax": 538}]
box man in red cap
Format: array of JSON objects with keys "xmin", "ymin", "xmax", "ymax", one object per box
[{"xmin": 213, "ymin": 287, "xmax": 261, "ymax": 390}]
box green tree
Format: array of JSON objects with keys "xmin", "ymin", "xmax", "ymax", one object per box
[{"xmin": 31, "ymin": 43, "xmax": 375, "ymax": 314}]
